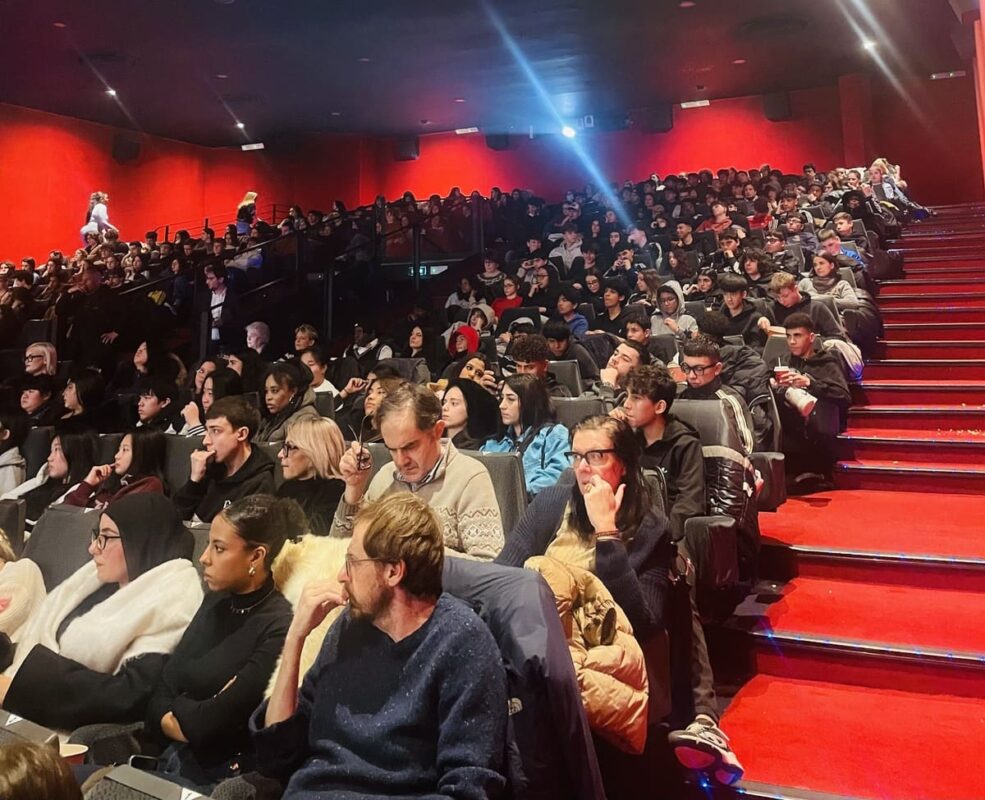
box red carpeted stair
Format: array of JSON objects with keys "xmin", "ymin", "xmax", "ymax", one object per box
[{"xmin": 716, "ymin": 205, "xmax": 985, "ymax": 799}]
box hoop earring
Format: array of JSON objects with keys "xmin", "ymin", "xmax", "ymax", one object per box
[{"xmin": 248, "ymin": 565, "xmax": 256, "ymax": 577}]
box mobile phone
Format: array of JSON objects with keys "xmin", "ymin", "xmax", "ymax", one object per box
[{"xmin": 128, "ymin": 755, "xmax": 160, "ymax": 771}]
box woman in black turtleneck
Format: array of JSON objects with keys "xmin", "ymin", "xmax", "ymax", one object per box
[
  {"xmin": 275, "ymin": 416, "xmax": 346, "ymax": 536},
  {"xmin": 143, "ymin": 494, "xmax": 302, "ymax": 790}
]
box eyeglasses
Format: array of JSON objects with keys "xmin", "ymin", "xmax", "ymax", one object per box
[
  {"xmin": 24, "ymin": 354, "xmax": 43, "ymax": 363},
  {"xmin": 344, "ymin": 552, "xmax": 388, "ymax": 575},
  {"xmin": 281, "ymin": 441, "xmax": 301, "ymax": 456},
  {"xmin": 91, "ymin": 531, "xmax": 122, "ymax": 552},
  {"xmin": 565, "ymin": 449, "xmax": 616, "ymax": 467},
  {"xmin": 535, "ymin": 272, "xmax": 549, "ymax": 278},
  {"xmin": 658, "ymin": 296, "xmax": 678, "ymax": 305},
  {"xmin": 680, "ymin": 363, "xmax": 715, "ymax": 375}
]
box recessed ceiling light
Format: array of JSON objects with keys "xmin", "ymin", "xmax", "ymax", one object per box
[
  {"xmin": 454, "ymin": 97, "xmax": 465, "ymax": 103},
  {"xmin": 236, "ymin": 122, "xmax": 246, "ymax": 129},
  {"xmin": 732, "ymin": 58, "xmax": 747, "ymax": 65},
  {"xmin": 679, "ymin": 1, "xmax": 697, "ymax": 7},
  {"xmin": 53, "ymin": 21, "xmax": 67, "ymax": 28},
  {"xmin": 330, "ymin": 111, "xmax": 342, "ymax": 117},
  {"xmin": 862, "ymin": 39, "xmax": 877, "ymax": 51},
  {"xmin": 561, "ymin": 126, "xmax": 577, "ymax": 138},
  {"xmin": 215, "ymin": 73, "xmax": 228, "ymax": 79},
  {"xmin": 105, "ymin": 88, "xmax": 117, "ymax": 97},
  {"xmin": 358, "ymin": 57, "xmax": 372, "ymax": 63}
]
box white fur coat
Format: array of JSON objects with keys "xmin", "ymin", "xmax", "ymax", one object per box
[
  {"xmin": 0, "ymin": 559, "xmax": 45, "ymax": 640},
  {"xmin": 5, "ymin": 558, "xmax": 203, "ymax": 678},
  {"xmin": 267, "ymin": 534, "xmax": 349, "ymax": 695}
]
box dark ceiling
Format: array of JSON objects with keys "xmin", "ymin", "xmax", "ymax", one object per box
[{"xmin": 0, "ymin": 0, "xmax": 966, "ymax": 146}]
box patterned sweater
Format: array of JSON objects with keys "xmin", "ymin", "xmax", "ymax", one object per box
[{"xmin": 330, "ymin": 441, "xmax": 504, "ymax": 561}]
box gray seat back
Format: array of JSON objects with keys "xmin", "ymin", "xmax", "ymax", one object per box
[
  {"xmin": 98, "ymin": 434, "xmax": 125, "ymax": 465},
  {"xmin": 22, "ymin": 504, "xmax": 99, "ymax": 590},
  {"xmin": 22, "ymin": 427, "xmax": 53, "ymax": 478},
  {"xmin": 0, "ymin": 499, "xmax": 27, "ymax": 555},
  {"xmin": 375, "ymin": 357, "xmax": 431, "ymax": 385},
  {"xmin": 313, "ymin": 393, "xmax": 336, "ymax": 420},
  {"xmin": 838, "ymin": 267, "xmax": 858, "ymax": 290},
  {"xmin": 546, "ymin": 360, "xmax": 582, "ymax": 398},
  {"xmin": 186, "ymin": 522, "xmax": 211, "ymax": 577},
  {"xmin": 761, "ymin": 335, "xmax": 790, "ymax": 368},
  {"xmin": 163, "ymin": 435, "xmax": 200, "ymax": 493},
  {"xmin": 85, "ymin": 764, "xmax": 215, "ymax": 799},
  {"xmin": 365, "ymin": 443, "xmax": 527, "ymax": 536},
  {"xmin": 0, "ymin": 709, "xmax": 58, "ymax": 746},
  {"xmin": 811, "ymin": 293, "xmax": 840, "ymax": 321},
  {"xmin": 551, "ymin": 397, "xmax": 604, "ymax": 429}
]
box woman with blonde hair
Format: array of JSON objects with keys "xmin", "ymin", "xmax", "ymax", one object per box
[
  {"xmin": 236, "ymin": 191, "xmax": 259, "ymax": 235},
  {"xmin": 80, "ymin": 191, "xmax": 118, "ymax": 242},
  {"xmin": 276, "ymin": 416, "xmax": 345, "ymax": 535},
  {"xmin": 23, "ymin": 341, "xmax": 58, "ymax": 377}
]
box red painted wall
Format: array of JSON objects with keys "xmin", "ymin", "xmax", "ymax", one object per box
[
  {"xmin": 2, "ymin": 73, "xmax": 981, "ymax": 263},
  {"xmin": 356, "ymin": 87, "xmax": 845, "ymax": 204},
  {"xmin": 0, "ymin": 103, "xmax": 363, "ymax": 261},
  {"xmin": 871, "ymin": 75, "xmax": 984, "ymax": 205}
]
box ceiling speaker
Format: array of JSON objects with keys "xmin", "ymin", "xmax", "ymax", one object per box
[
  {"xmin": 638, "ymin": 104, "xmax": 674, "ymax": 134},
  {"xmin": 112, "ymin": 134, "xmax": 141, "ymax": 164},
  {"xmin": 393, "ymin": 137, "xmax": 420, "ymax": 161},
  {"xmin": 763, "ymin": 92, "xmax": 792, "ymax": 122},
  {"xmin": 485, "ymin": 134, "xmax": 512, "ymax": 151}
]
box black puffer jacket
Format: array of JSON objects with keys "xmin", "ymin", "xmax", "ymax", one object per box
[{"xmin": 720, "ymin": 343, "xmax": 775, "ymax": 452}]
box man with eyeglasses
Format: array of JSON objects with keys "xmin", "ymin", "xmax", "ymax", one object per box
[
  {"xmin": 679, "ymin": 337, "xmax": 755, "ymax": 456},
  {"xmin": 331, "ymin": 382, "xmax": 503, "ymax": 561},
  {"xmin": 257, "ymin": 493, "xmax": 508, "ymax": 799}
]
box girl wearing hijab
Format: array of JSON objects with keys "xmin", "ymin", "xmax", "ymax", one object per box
[
  {"xmin": 0, "ymin": 494, "xmax": 202, "ymax": 731},
  {"xmin": 142, "ymin": 495, "xmax": 299, "ymax": 789}
]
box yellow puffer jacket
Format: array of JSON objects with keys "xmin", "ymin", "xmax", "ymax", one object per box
[{"xmin": 525, "ymin": 555, "xmax": 649, "ymax": 754}]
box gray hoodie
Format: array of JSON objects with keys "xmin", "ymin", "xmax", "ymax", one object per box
[{"xmin": 650, "ymin": 280, "xmax": 698, "ymax": 340}]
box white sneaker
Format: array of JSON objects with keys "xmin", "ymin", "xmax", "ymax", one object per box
[{"xmin": 668, "ymin": 715, "xmax": 744, "ymax": 786}]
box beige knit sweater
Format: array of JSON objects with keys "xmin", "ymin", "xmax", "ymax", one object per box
[{"xmin": 330, "ymin": 442, "xmax": 504, "ymax": 561}]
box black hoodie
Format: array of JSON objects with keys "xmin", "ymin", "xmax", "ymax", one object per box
[
  {"xmin": 722, "ymin": 299, "xmax": 772, "ymax": 349},
  {"xmin": 637, "ymin": 416, "xmax": 706, "ymax": 541},
  {"xmin": 174, "ymin": 445, "xmax": 276, "ymax": 522}
]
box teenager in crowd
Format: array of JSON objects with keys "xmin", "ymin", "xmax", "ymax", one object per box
[
  {"xmin": 440, "ymin": 378, "xmax": 500, "ymax": 452},
  {"xmin": 542, "ymin": 319, "xmax": 600, "ymax": 390},
  {"xmin": 554, "ymin": 285, "xmax": 588, "ymax": 337},
  {"xmin": 1, "ymin": 431, "xmax": 98, "ymax": 530},
  {"xmin": 63, "ymin": 427, "xmax": 168, "ymax": 508},
  {"xmin": 651, "ymin": 281, "xmax": 698, "ymax": 341},
  {"xmin": 0, "ymin": 495, "xmax": 201, "ymax": 731},
  {"xmin": 799, "ymin": 252, "xmax": 861, "ymax": 312},
  {"xmin": 59, "ymin": 368, "xmax": 105, "ymax": 433},
  {"xmin": 174, "ymin": 396, "xmax": 277, "ymax": 523},
  {"xmin": 482, "ymin": 374, "xmax": 569, "ymax": 498},
  {"xmin": 136, "ymin": 377, "xmax": 180, "ymax": 432},
  {"xmin": 181, "ymin": 367, "xmax": 243, "ymax": 437},
  {"xmin": 276, "ymin": 417, "xmax": 346, "ymax": 536}
]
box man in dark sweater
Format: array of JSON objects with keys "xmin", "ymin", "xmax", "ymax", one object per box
[
  {"xmin": 254, "ymin": 493, "xmax": 508, "ymax": 799},
  {"xmin": 589, "ymin": 277, "xmax": 630, "ymax": 335},
  {"xmin": 768, "ymin": 272, "xmax": 847, "ymax": 341},
  {"xmin": 774, "ymin": 313, "xmax": 852, "ymax": 491},
  {"xmin": 719, "ymin": 274, "xmax": 773, "ymax": 350},
  {"xmin": 510, "ymin": 333, "xmax": 572, "ymax": 397},
  {"xmin": 174, "ymin": 396, "xmax": 276, "ymax": 522}
]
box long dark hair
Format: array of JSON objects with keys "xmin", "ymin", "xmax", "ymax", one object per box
[
  {"xmin": 69, "ymin": 368, "xmax": 105, "ymax": 414},
  {"xmin": 568, "ymin": 416, "xmax": 651, "ymax": 540},
  {"xmin": 220, "ymin": 494, "xmax": 307, "ymax": 569},
  {"xmin": 54, "ymin": 430, "xmax": 98, "ymax": 485},
  {"xmin": 502, "ymin": 374, "xmax": 554, "ymax": 437},
  {"xmin": 101, "ymin": 427, "xmax": 169, "ymax": 495}
]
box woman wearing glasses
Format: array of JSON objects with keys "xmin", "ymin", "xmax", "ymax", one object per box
[
  {"xmin": 0, "ymin": 494, "xmax": 201, "ymax": 732},
  {"xmin": 22, "ymin": 342, "xmax": 58, "ymax": 378},
  {"xmin": 496, "ymin": 415, "xmax": 673, "ymax": 638},
  {"xmin": 277, "ymin": 417, "xmax": 346, "ymax": 536}
]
